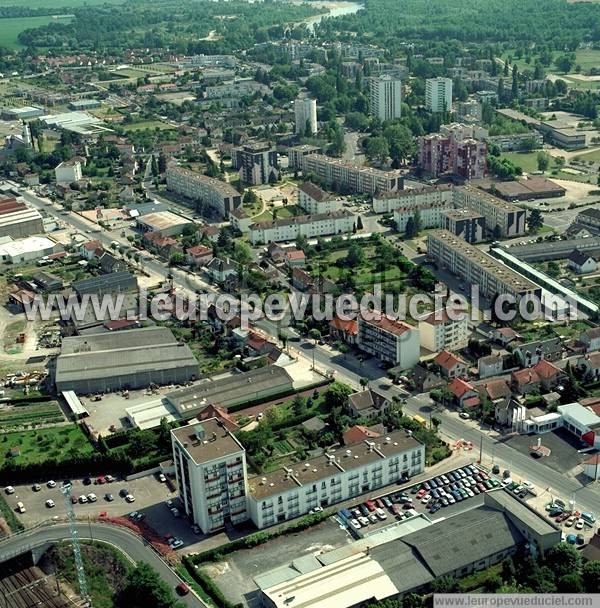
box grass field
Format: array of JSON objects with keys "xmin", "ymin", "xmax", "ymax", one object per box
[
  {"xmin": 572, "ymin": 148, "xmax": 600, "ymax": 163},
  {"xmin": 500, "ymin": 151, "xmax": 540, "ymax": 173},
  {"xmin": 0, "ymin": 425, "xmax": 93, "ymax": 467},
  {"xmin": 0, "ymin": 15, "xmax": 73, "ymax": 49}
]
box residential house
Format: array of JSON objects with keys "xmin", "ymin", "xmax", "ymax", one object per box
[
  {"xmin": 433, "ymin": 350, "xmax": 467, "ymax": 378},
  {"xmin": 197, "ymin": 404, "xmax": 239, "ymax": 433},
  {"xmin": 346, "ymin": 388, "xmax": 390, "ymax": 420},
  {"xmin": 143, "ymin": 232, "xmax": 182, "ymax": 260},
  {"xmin": 98, "ymin": 251, "xmax": 127, "ymax": 274},
  {"xmin": 479, "ymin": 378, "xmax": 512, "ymax": 404},
  {"xmin": 79, "ymin": 240, "xmax": 103, "ymax": 261},
  {"xmin": 511, "ymin": 359, "xmax": 562, "ymax": 394},
  {"xmin": 291, "ymin": 268, "xmax": 335, "ymax": 294},
  {"xmin": 329, "ymin": 316, "xmax": 358, "ymax": 346},
  {"xmin": 207, "ymin": 257, "xmax": 238, "ymax": 284},
  {"xmin": 478, "ymin": 355, "xmax": 504, "ymax": 379},
  {"xmin": 284, "ymin": 249, "xmax": 306, "ymax": 268},
  {"xmin": 568, "ymin": 249, "xmax": 597, "ymax": 274},
  {"xmin": 410, "ymin": 365, "xmax": 444, "ymax": 393},
  {"xmin": 267, "ymin": 242, "xmax": 286, "ymax": 264},
  {"xmin": 513, "ymin": 338, "xmax": 563, "ymax": 366},
  {"xmin": 201, "ymin": 225, "xmax": 220, "ymax": 242},
  {"xmin": 449, "ymin": 378, "xmax": 480, "ymax": 409},
  {"xmin": 186, "ymin": 245, "xmax": 213, "ymax": 267},
  {"xmin": 343, "ymin": 424, "xmax": 381, "ymax": 446},
  {"xmin": 577, "ymin": 351, "xmax": 600, "ymax": 382},
  {"xmin": 230, "ymin": 207, "xmax": 252, "ymax": 233},
  {"xmin": 580, "ymin": 327, "xmax": 600, "ymax": 353},
  {"xmin": 495, "ymin": 399, "xmax": 526, "ymax": 429},
  {"xmin": 492, "ymin": 327, "xmax": 522, "ymax": 346}
]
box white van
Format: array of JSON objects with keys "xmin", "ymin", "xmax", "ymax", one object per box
[{"xmin": 16, "ymin": 501, "xmax": 26, "ymax": 513}]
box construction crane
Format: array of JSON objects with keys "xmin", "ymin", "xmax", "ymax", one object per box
[{"xmin": 60, "ymin": 483, "xmax": 92, "ymax": 608}]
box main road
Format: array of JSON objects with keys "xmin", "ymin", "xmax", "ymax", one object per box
[{"xmin": 0, "ymin": 521, "xmax": 207, "ymax": 607}]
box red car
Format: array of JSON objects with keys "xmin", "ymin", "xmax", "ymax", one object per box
[
  {"xmin": 375, "ymin": 498, "xmax": 384, "ymax": 509},
  {"xmin": 416, "ymin": 489, "xmax": 427, "ymax": 499},
  {"xmin": 365, "ymin": 500, "xmax": 376, "ymax": 512},
  {"xmin": 71, "ymin": 495, "xmax": 78, "ymax": 504},
  {"xmin": 96, "ymin": 476, "xmax": 106, "ymax": 485},
  {"xmin": 176, "ymin": 583, "xmax": 189, "ymax": 596}
]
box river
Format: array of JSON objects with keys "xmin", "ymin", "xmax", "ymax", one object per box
[{"xmin": 288, "ymin": 0, "xmax": 364, "ymax": 30}]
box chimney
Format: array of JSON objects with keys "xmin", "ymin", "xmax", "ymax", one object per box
[{"xmin": 194, "ymin": 424, "xmax": 205, "ymax": 441}]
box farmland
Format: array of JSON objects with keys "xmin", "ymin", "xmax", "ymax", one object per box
[
  {"xmin": 0, "ymin": 16, "xmax": 73, "ymax": 49},
  {"xmin": 0, "ymin": 401, "xmax": 64, "ymax": 431}
]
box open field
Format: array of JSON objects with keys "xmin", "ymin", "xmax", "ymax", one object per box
[
  {"xmin": 501, "ymin": 151, "xmax": 540, "ymax": 173},
  {"xmin": 0, "ymin": 0, "xmax": 122, "ymax": 6},
  {"xmin": 0, "ymin": 426, "xmax": 93, "ymax": 467},
  {"xmin": 0, "ymin": 16, "xmax": 72, "ymax": 49}
]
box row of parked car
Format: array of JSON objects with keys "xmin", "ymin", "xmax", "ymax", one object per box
[{"xmin": 413, "ymin": 465, "xmax": 498, "ymax": 514}]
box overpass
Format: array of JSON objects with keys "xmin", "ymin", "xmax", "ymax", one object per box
[{"xmin": 0, "ymin": 521, "xmax": 207, "ymax": 608}]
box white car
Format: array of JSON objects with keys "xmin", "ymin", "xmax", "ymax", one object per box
[
  {"xmin": 358, "ymin": 515, "xmax": 369, "ymax": 526},
  {"xmin": 459, "ymin": 412, "xmax": 470, "ymax": 419},
  {"xmin": 158, "ymin": 473, "xmax": 167, "ymax": 483},
  {"xmin": 47, "ymin": 480, "xmax": 56, "ymax": 488},
  {"xmin": 79, "ymin": 495, "xmax": 88, "ymax": 504},
  {"xmin": 170, "ymin": 539, "xmax": 184, "ymax": 549},
  {"xmin": 375, "ymin": 508, "xmax": 387, "ymax": 520},
  {"xmin": 170, "ymin": 507, "xmax": 180, "ymax": 517},
  {"xmin": 87, "ymin": 493, "xmax": 97, "ymax": 502},
  {"xmin": 5, "ymin": 486, "xmax": 15, "ymax": 495},
  {"xmin": 421, "ymin": 494, "xmax": 431, "ymax": 504},
  {"xmin": 575, "ymin": 519, "xmax": 584, "ymax": 530},
  {"xmin": 32, "ymin": 484, "xmax": 41, "ymax": 492},
  {"xmin": 349, "ymin": 518, "xmax": 361, "ymax": 530},
  {"xmin": 125, "ymin": 494, "xmax": 135, "ymax": 503},
  {"xmin": 368, "ymin": 513, "xmax": 378, "ymax": 523},
  {"xmin": 45, "ymin": 499, "xmax": 55, "ymax": 508}
]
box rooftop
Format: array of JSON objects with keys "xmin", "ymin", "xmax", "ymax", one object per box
[
  {"xmin": 428, "ymin": 230, "xmax": 539, "ymax": 294},
  {"xmin": 167, "ymin": 165, "xmax": 241, "ymax": 197},
  {"xmin": 138, "ymin": 211, "xmax": 192, "ymax": 231},
  {"xmin": 249, "ymin": 429, "xmax": 422, "ymax": 500},
  {"xmin": 251, "ymin": 210, "xmax": 353, "ymax": 231},
  {"xmin": 171, "ymin": 417, "xmax": 244, "ymax": 465}
]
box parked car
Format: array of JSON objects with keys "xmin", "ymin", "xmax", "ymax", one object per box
[
  {"xmin": 175, "ymin": 583, "xmax": 189, "ymax": 596},
  {"xmin": 87, "ymin": 493, "xmax": 97, "ymax": 502},
  {"xmin": 119, "ymin": 488, "xmax": 129, "ymax": 498},
  {"xmin": 349, "ymin": 518, "xmax": 361, "ymax": 530},
  {"xmin": 368, "ymin": 513, "xmax": 378, "ymax": 523},
  {"xmin": 358, "ymin": 516, "xmax": 369, "ymax": 526},
  {"xmin": 16, "ymin": 501, "xmax": 26, "ymax": 514},
  {"xmin": 375, "ymin": 508, "xmax": 387, "ymax": 520},
  {"xmin": 32, "ymin": 484, "xmax": 41, "ymax": 492},
  {"xmin": 105, "ymin": 493, "xmax": 114, "ymax": 502},
  {"xmin": 79, "ymin": 495, "xmax": 88, "ymax": 504},
  {"xmin": 565, "ymin": 516, "xmax": 577, "ymax": 527},
  {"xmin": 125, "ymin": 494, "xmax": 135, "ymax": 503},
  {"xmin": 575, "ymin": 519, "xmax": 584, "ymax": 530},
  {"xmin": 71, "ymin": 495, "xmax": 78, "ymax": 504},
  {"xmin": 158, "ymin": 473, "xmax": 167, "ymax": 483},
  {"xmin": 4, "ymin": 486, "xmax": 15, "ymax": 495},
  {"xmin": 47, "ymin": 480, "xmax": 56, "ymax": 488},
  {"xmin": 45, "ymin": 499, "xmax": 55, "ymax": 508}
]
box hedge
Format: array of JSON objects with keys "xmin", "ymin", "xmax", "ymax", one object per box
[
  {"xmin": 181, "ymin": 562, "xmax": 241, "ymax": 608},
  {"xmin": 0, "ymin": 493, "xmax": 24, "ymax": 532},
  {"xmin": 189, "ymin": 511, "xmax": 331, "ymax": 565}
]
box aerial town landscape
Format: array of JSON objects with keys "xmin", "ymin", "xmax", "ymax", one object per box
[{"xmin": 0, "ymin": 0, "xmax": 600, "ymax": 606}]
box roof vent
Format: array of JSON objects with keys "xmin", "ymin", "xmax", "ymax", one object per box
[{"xmin": 194, "ymin": 424, "xmax": 206, "ymax": 441}]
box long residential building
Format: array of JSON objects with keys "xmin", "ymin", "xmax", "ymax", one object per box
[
  {"xmin": 454, "ymin": 185, "xmax": 526, "ymax": 238},
  {"xmin": 248, "ymin": 430, "xmax": 424, "ymax": 529},
  {"xmin": 427, "ymin": 230, "xmax": 541, "ymax": 301},
  {"xmin": 172, "ymin": 418, "xmax": 249, "ymax": 534},
  {"xmin": 297, "ymin": 182, "xmax": 344, "ymax": 215},
  {"xmin": 357, "ymin": 316, "xmax": 420, "ymax": 368},
  {"xmin": 375, "ymin": 184, "xmax": 524, "ymax": 239},
  {"xmin": 165, "ymin": 165, "xmax": 242, "ymax": 218},
  {"xmin": 249, "ymin": 210, "xmax": 355, "ymax": 245},
  {"xmin": 299, "ymin": 154, "xmax": 403, "ymax": 195}
]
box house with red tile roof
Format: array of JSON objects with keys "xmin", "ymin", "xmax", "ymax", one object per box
[
  {"xmin": 79, "ymin": 240, "xmax": 103, "ymax": 260},
  {"xmin": 511, "ymin": 359, "xmax": 562, "ymax": 394},
  {"xmin": 330, "ymin": 316, "xmax": 358, "ymax": 346},
  {"xmin": 284, "ymin": 248, "xmax": 306, "ymax": 268},
  {"xmin": 343, "ymin": 424, "xmax": 381, "ymax": 446},
  {"xmin": 449, "ymin": 377, "xmax": 479, "ymax": 408},
  {"xmin": 197, "ymin": 403, "xmax": 239, "ymax": 433},
  {"xmin": 433, "ymin": 350, "xmax": 467, "ymax": 378},
  {"xmin": 186, "ymin": 244, "xmax": 213, "ymax": 267}
]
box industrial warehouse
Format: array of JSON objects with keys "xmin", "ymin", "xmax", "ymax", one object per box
[{"xmin": 54, "ymin": 326, "xmax": 198, "ymax": 393}]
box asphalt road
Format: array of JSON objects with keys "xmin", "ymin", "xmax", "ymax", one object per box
[{"xmin": 0, "ymin": 522, "xmax": 207, "ymax": 608}]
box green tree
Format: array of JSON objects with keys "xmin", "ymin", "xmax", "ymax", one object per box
[
  {"xmin": 324, "ymin": 382, "xmax": 352, "ymax": 410},
  {"xmin": 431, "ymin": 575, "xmax": 457, "ymax": 593},
  {"xmin": 527, "ymin": 208, "xmax": 543, "ymax": 233},
  {"xmin": 537, "ymin": 151, "xmax": 550, "ymax": 172},
  {"xmin": 365, "ymin": 136, "xmax": 390, "ymax": 165},
  {"xmin": 545, "ymin": 543, "xmax": 582, "ymax": 579},
  {"xmin": 346, "ymin": 242, "xmax": 365, "ymax": 266},
  {"xmin": 117, "ymin": 563, "xmax": 182, "ymax": 608},
  {"xmin": 557, "ymin": 573, "xmax": 584, "ymax": 592},
  {"xmin": 582, "ymin": 560, "xmax": 600, "ymax": 592}
]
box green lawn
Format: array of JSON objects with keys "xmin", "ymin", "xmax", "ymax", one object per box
[
  {"xmin": 572, "ymin": 148, "xmax": 600, "ymax": 163},
  {"xmin": 501, "ymin": 151, "xmax": 540, "ymax": 173},
  {"xmin": 0, "ymin": 402, "xmax": 63, "ymax": 430},
  {"xmin": 0, "ymin": 16, "xmax": 73, "ymax": 49},
  {"xmin": 0, "ymin": 426, "xmax": 94, "ymax": 467},
  {"xmin": 574, "ymin": 48, "xmax": 600, "ymax": 74}
]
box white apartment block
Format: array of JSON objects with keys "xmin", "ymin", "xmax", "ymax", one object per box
[
  {"xmin": 418, "ymin": 309, "xmax": 469, "ymax": 352},
  {"xmin": 454, "ymin": 185, "xmax": 526, "ymax": 238},
  {"xmin": 204, "ymin": 79, "xmax": 268, "ymax": 99},
  {"xmin": 394, "ymin": 201, "xmax": 447, "ymax": 233},
  {"xmin": 294, "ymin": 98, "xmax": 318, "ymax": 135},
  {"xmin": 249, "ymin": 210, "xmax": 355, "ymax": 245},
  {"xmin": 300, "ymin": 154, "xmax": 402, "ymax": 195},
  {"xmin": 427, "ymin": 230, "xmax": 541, "ymax": 301},
  {"xmin": 298, "ymin": 182, "xmax": 343, "ymax": 215},
  {"xmin": 171, "ymin": 419, "xmax": 249, "ymax": 534},
  {"xmin": 440, "ymin": 122, "xmax": 488, "ymax": 141},
  {"xmin": 372, "ymin": 185, "xmax": 453, "ymax": 214},
  {"xmin": 166, "ymin": 165, "xmax": 242, "ymax": 218},
  {"xmin": 248, "ymin": 432, "xmax": 425, "ymax": 529},
  {"xmin": 426, "ymin": 77, "xmax": 453, "ymax": 113},
  {"xmin": 357, "ymin": 316, "xmax": 420, "ymax": 369},
  {"xmin": 54, "ymin": 160, "xmax": 82, "ymax": 184},
  {"xmin": 369, "ymin": 75, "xmax": 402, "ymax": 121}
]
